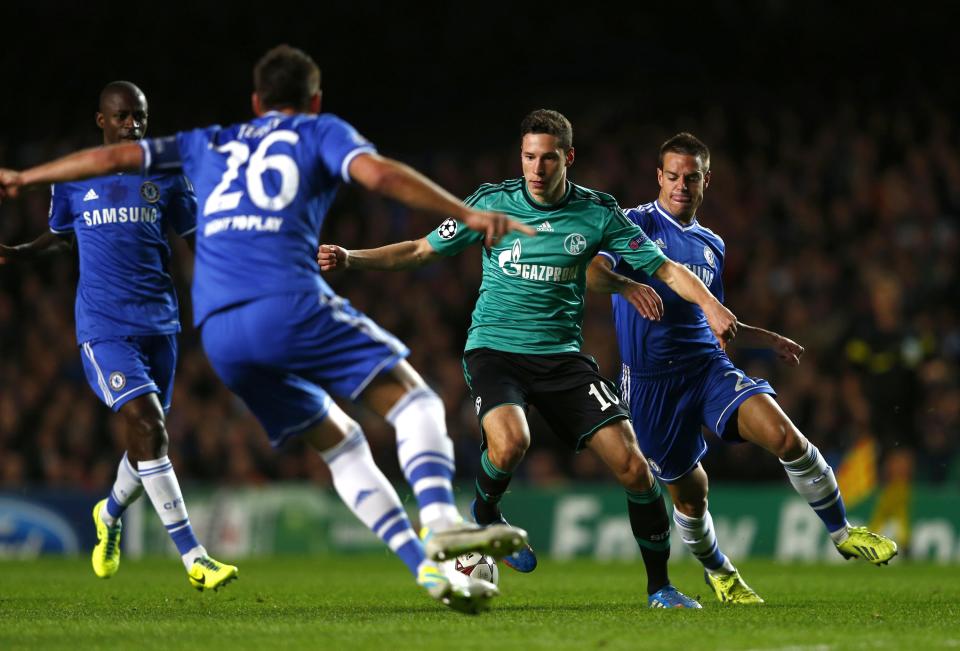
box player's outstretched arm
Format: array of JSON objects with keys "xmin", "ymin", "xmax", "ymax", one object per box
[
  {"xmin": 586, "ymin": 256, "xmax": 663, "ymax": 320},
  {"xmin": 654, "ymin": 259, "xmax": 738, "ymax": 343},
  {"xmin": 347, "ymin": 153, "xmax": 535, "ymax": 248},
  {"xmin": 0, "ymin": 232, "xmax": 72, "ymax": 261},
  {"xmin": 731, "ymin": 321, "xmax": 804, "ymax": 366},
  {"xmin": 318, "ymin": 237, "xmax": 440, "ymax": 272},
  {"xmin": 0, "ymin": 143, "xmax": 143, "ymax": 199}
]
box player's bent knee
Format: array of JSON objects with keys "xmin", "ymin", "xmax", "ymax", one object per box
[
  {"xmin": 674, "ymin": 496, "xmax": 708, "ymax": 518},
  {"xmin": 770, "ymin": 424, "xmax": 805, "ymax": 461},
  {"xmin": 130, "ymin": 417, "xmax": 169, "ymax": 458},
  {"xmin": 614, "ymin": 451, "xmax": 653, "ymax": 490}
]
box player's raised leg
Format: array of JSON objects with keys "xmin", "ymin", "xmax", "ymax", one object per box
[
  {"xmin": 470, "ymin": 405, "xmax": 538, "ymax": 572},
  {"xmin": 666, "ymin": 465, "xmax": 763, "ymax": 604},
  {"xmin": 737, "ymin": 394, "xmax": 897, "ymax": 565},
  {"xmin": 302, "ymin": 401, "xmax": 498, "ymax": 614},
  {"xmin": 361, "ymin": 362, "xmax": 528, "ymax": 562}
]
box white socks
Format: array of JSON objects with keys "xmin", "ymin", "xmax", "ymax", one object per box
[
  {"xmin": 138, "ymin": 456, "xmax": 205, "ymax": 570},
  {"xmin": 388, "ymin": 389, "xmax": 459, "ymax": 532}
]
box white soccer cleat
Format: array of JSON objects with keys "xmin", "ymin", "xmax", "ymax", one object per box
[
  {"xmin": 422, "ymin": 522, "xmax": 529, "ymax": 562},
  {"xmin": 417, "ymin": 560, "xmax": 499, "ymax": 615}
]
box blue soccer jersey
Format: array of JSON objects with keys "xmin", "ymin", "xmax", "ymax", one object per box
[
  {"xmin": 48, "ymin": 173, "xmax": 197, "ymax": 342},
  {"xmin": 599, "ymin": 200, "xmax": 725, "ymax": 372},
  {"xmin": 139, "ymin": 111, "xmax": 376, "ymax": 326}
]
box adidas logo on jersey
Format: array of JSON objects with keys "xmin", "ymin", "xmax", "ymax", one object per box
[
  {"xmin": 83, "ymin": 189, "xmax": 99, "ymax": 202},
  {"xmin": 654, "ymin": 238, "xmax": 667, "ymax": 249},
  {"xmin": 536, "ymin": 221, "xmax": 554, "ymax": 232}
]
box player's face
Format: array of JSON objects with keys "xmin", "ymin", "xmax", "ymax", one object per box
[
  {"xmin": 521, "ymin": 133, "xmax": 574, "ymax": 204},
  {"xmin": 96, "ymin": 90, "xmax": 148, "ymax": 145},
  {"xmin": 657, "ymin": 152, "xmax": 710, "ymax": 222}
]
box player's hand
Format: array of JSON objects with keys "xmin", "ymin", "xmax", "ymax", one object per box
[
  {"xmin": 771, "ymin": 334, "xmax": 804, "ymax": 366},
  {"xmin": 317, "ymin": 244, "xmax": 349, "ymax": 271},
  {"xmin": 620, "ymin": 282, "xmax": 663, "ymax": 321},
  {"xmin": 462, "ymin": 209, "xmax": 536, "ymax": 248},
  {"xmin": 0, "ymin": 169, "xmax": 24, "ymax": 201},
  {"xmin": 704, "ymin": 301, "xmax": 737, "ymax": 345}
]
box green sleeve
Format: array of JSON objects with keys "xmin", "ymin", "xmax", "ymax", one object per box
[
  {"xmin": 601, "ymin": 207, "xmax": 667, "ymax": 275},
  {"xmin": 424, "ymin": 186, "xmax": 487, "ymax": 256}
]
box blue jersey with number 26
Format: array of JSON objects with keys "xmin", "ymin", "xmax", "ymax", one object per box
[{"xmin": 140, "ymin": 111, "xmax": 376, "ymax": 326}]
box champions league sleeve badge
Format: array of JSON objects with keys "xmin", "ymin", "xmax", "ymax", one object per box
[
  {"xmin": 437, "ymin": 218, "xmax": 458, "ymax": 239},
  {"xmin": 140, "ymin": 181, "xmax": 161, "ymax": 203}
]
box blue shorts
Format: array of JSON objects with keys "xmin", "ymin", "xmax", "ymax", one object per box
[
  {"xmin": 200, "ymin": 290, "xmax": 409, "ymax": 447},
  {"xmin": 621, "ymin": 354, "xmax": 775, "ymax": 482},
  {"xmin": 80, "ymin": 334, "xmax": 177, "ymax": 413}
]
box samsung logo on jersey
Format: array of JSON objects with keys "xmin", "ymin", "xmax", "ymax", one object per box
[
  {"xmin": 683, "ymin": 263, "xmax": 715, "ymax": 287},
  {"xmin": 83, "ymin": 207, "xmax": 159, "ymax": 226}
]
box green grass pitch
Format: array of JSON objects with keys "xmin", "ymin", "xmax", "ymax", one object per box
[{"xmin": 1, "ymin": 556, "xmax": 958, "ymax": 650}]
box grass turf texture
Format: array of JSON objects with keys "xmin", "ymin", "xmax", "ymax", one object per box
[{"xmin": 1, "ymin": 557, "xmax": 958, "ymax": 650}]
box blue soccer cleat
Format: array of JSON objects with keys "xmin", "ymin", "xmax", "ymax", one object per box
[
  {"xmin": 470, "ymin": 499, "xmax": 538, "ymax": 573},
  {"xmin": 648, "ymin": 585, "xmax": 702, "ymax": 609}
]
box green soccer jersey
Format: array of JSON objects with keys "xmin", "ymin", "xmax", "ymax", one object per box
[{"xmin": 426, "ymin": 178, "xmax": 668, "ymax": 354}]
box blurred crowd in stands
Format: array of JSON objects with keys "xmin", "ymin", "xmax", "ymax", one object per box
[{"xmin": 1, "ymin": 91, "xmax": 957, "ymax": 496}]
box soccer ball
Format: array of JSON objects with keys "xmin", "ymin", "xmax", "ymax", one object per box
[{"xmin": 454, "ymin": 552, "xmax": 499, "ymax": 585}]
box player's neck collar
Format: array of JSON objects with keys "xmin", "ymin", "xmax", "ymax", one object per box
[
  {"xmin": 522, "ymin": 180, "xmax": 572, "ymax": 211},
  {"xmin": 654, "ymin": 200, "xmax": 698, "ymax": 231}
]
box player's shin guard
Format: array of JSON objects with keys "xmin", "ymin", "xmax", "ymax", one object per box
[
  {"xmin": 780, "ymin": 442, "xmax": 850, "ymax": 542},
  {"xmin": 673, "ymin": 508, "xmax": 734, "ymax": 574},
  {"xmin": 138, "ymin": 456, "xmax": 205, "ymax": 569},
  {"xmin": 388, "ymin": 388, "xmax": 459, "ymax": 531},
  {"xmin": 626, "ymin": 483, "xmax": 671, "ymax": 595},
  {"xmin": 101, "ymin": 452, "xmax": 144, "ymax": 527},
  {"xmin": 474, "ymin": 450, "xmax": 512, "ymax": 525},
  {"xmin": 320, "ymin": 426, "xmax": 424, "ymax": 575}
]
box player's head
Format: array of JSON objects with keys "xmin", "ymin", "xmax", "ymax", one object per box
[
  {"xmin": 252, "ymin": 45, "xmax": 322, "ymax": 116},
  {"xmin": 96, "ymin": 81, "xmax": 148, "ymax": 145},
  {"xmin": 520, "ymin": 109, "xmax": 575, "ymax": 203},
  {"xmin": 657, "ymin": 132, "xmax": 711, "ymax": 222}
]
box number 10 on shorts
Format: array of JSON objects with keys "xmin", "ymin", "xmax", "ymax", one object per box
[{"xmin": 588, "ymin": 382, "xmax": 620, "ymax": 411}]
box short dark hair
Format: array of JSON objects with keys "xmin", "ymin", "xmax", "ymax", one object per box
[
  {"xmin": 658, "ymin": 132, "xmax": 710, "ymax": 171},
  {"xmin": 520, "ymin": 109, "xmax": 573, "ymax": 150},
  {"xmin": 253, "ymin": 45, "xmax": 321, "ymax": 112},
  {"xmin": 99, "ymin": 81, "xmax": 145, "ymax": 111}
]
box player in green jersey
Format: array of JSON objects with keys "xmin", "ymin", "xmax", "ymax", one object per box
[{"xmin": 319, "ymin": 109, "xmax": 737, "ymax": 608}]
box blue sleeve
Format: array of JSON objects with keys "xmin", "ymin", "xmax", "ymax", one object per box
[
  {"xmin": 141, "ymin": 135, "xmax": 184, "ymax": 174},
  {"xmin": 48, "ymin": 184, "xmax": 74, "ymax": 234},
  {"xmin": 167, "ymin": 176, "xmax": 198, "ymax": 237},
  {"xmin": 314, "ymin": 115, "xmax": 377, "ymax": 183}
]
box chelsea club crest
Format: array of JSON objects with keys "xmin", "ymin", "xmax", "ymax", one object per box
[
  {"xmin": 703, "ymin": 245, "xmax": 716, "ymax": 269},
  {"xmin": 140, "ymin": 181, "xmax": 160, "ymax": 203},
  {"xmin": 109, "ymin": 372, "xmax": 126, "ymax": 391}
]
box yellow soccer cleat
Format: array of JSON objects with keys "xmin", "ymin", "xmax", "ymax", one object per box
[
  {"xmin": 835, "ymin": 526, "xmax": 898, "ymax": 565},
  {"xmin": 188, "ymin": 556, "xmax": 239, "ymax": 592},
  {"xmin": 91, "ymin": 499, "xmax": 122, "ymax": 579},
  {"xmin": 704, "ymin": 569, "xmax": 765, "ymax": 604}
]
